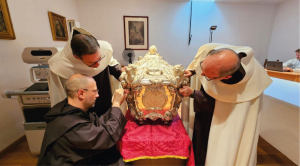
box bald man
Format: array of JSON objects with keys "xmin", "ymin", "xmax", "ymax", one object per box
[
  {"xmin": 38, "ymin": 74, "xmax": 128, "ymax": 166},
  {"xmin": 180, "ymin": 43, "xmax": 272, "ymax": 166}
]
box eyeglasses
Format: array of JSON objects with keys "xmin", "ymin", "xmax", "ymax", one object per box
[
  {"xmin": 88, "ymin": 54, "xmax": 106, "ymax": 67},
  {"xmin": 200, "ymin": 61, "xmax": 223, "ymax": 81},
  {"xmin": 78, "ymin": 89, "xmax": 99, "ymax": 94}
]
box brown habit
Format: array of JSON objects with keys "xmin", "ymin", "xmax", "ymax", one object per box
[{"xmin": 37, "ymin": 99, "xmax": 127, "ymax": 165}]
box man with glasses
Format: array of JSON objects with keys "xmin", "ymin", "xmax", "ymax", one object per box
[
  {"xmin": 48, "ymin": 27, "xmax": 123, "ymax": 117},
  {"xmin": 179, "ymin": 43, "xmax": 272, "ymax": 166},
  {"xmin": 38, "ymin": 74, "xmax": 128, "ymax": 165}
]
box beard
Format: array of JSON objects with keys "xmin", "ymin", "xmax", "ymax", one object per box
[{"xmin": 83, "ymin": 100, "xmax": 96, "ymax": 109}]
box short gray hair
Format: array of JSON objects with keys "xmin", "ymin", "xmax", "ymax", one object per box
[
  {"xmin": 208, "ymin": 48, "xmax": 241, "ymax": 77},
  {"xmin": 65, "ymin": 74, "xmax": 90, "ymax": 98}
]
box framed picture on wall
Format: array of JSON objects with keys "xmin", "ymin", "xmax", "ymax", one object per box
[
  {"xmin": 48, "ymin": 11, "xmax": 68, "ymax": 41},
  {"xmin": 124, "ymin": 16, "xmax": 148, "ymax": 50},
  {"xmin": 0, "ymin": 0, "xmax": 16, "ymax": 40}
]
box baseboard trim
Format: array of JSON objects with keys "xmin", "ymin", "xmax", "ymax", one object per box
[{"xmin": 0, "ymin": 135, "xmax": 26, "ymax": 159}]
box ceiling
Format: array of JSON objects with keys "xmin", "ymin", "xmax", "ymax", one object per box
[
  {"xmin": 167, "ymin": 0, "xmax": 287, "ymax": 5},
  {"xmin": 210, "ymin": 0, "xmax": 286, "ymax": 5}
]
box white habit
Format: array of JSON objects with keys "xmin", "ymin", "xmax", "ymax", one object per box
[
  {"xmin": 187, "ymin": 43, "xmax": 272, "ymax": 166},
  {"xmin": 48, "ymin": 27, "xmax": 119, "ymax": 107}
]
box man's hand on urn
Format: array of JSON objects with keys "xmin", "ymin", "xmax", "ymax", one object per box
[
  {"xmin": 112, "ymin": 89, "xmax": 129, "ymax": 108},
  {"xmin": 184, "ymin": 70, "xmax": 194, "ymax": 78},
  {"xmin": 121, "ymin": 67, "xmax": 127, "ymax": 73},
  {"xmin": 179, "ymin": 86, "xmax": 194, "ymax": 97}
]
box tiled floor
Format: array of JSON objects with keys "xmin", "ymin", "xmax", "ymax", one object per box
[{"xmin": 0, "ymin": 136, "xmax": 297, "ymax": 166}]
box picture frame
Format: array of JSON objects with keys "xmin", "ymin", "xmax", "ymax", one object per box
[
  {"xmin": 124, "ymin": 16, "xmax": 148, "ymax": 50},
  {"xmin": 0, "ymin": 0, "xmax": 16, "ymax": 40},
  {"xmin": 48, "ymin": 11, "xmax": 68, "ymax": 41}
]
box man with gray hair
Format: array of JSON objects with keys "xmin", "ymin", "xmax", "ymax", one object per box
[
  {"xmin": 180, "ymin": 43, "xmax": 272, "ymax": 166},
  {"xmin": 38, "ymin": 74, "xmax": 128, "ymax": 165}
]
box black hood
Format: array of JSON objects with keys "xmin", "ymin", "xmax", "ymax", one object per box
[{"xmin": 45, "ymin": 98, "xmax": 89, "ymax": 123}]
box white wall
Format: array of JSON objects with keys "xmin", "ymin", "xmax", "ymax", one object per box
[
  {"xmin": 0, "ymin": 0, "xmax": 79, "ymax": 152},
  {"xmin": 76, "ymin": 0, "xmax": 276, "ymax": 67},
  {"xmin": 194, "ymin": 2, "xmax": 277, "ymax": 64},
  {"xmin": 267, "ymin": 0, "xmax": 299, "ymax": 62},
  {"xmin": 76, "ymin": 0, "xmax": 191, "ymax": 67}
]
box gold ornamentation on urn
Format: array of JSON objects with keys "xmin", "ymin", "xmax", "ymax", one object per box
[{"xmin": 119, "ymin": 45, "xmax": 189, "ymax": 124}]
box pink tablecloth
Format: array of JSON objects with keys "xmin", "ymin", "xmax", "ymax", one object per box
[{"xmin": 118, "ymin": 110, "xmax": 195, "ymax": 166}]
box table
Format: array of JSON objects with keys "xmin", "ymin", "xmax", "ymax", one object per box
[
  {"xmin": 118, "ymin": 111, "xmax": 194, "ymax": 166},
  {"xmin": 266, "ymin": 69, "xmax": 300, "ymax": 82}
]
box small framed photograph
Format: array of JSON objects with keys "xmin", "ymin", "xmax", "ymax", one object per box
[
  {"xmin": 123, "ymin": 16, "xmax": 148, "ymax": 50},
  {"xmin": 0, "ymin": 0, "xmax": 16, "ymax": 40},
  {"xmin": 48, "ymin": 11, "xmax": 68, "ymax": 41}
]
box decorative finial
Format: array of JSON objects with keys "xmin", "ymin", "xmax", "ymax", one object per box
[{"xmin": 148, "ymin": 45, "xmax": 157, "ymax": 55}]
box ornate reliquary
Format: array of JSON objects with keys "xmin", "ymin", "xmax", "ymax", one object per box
[{"xmin": 119, "ymin": 46, "xmax": 189, "ymax": 124}]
